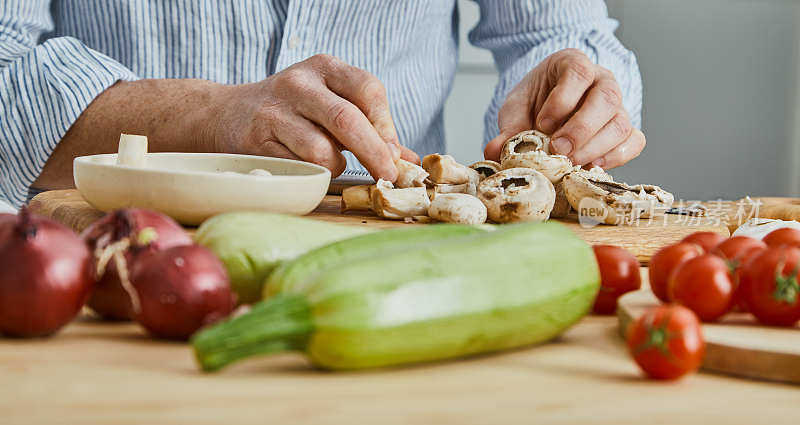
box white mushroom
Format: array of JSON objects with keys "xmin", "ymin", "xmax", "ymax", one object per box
[
  {"xmin": 248, "ymin": 168, "xmax": 273, "ymax": 177},
  {"xmin": 341, "ymin": 185, "xmax": 373, "ymax": 212},
  {"xmin": 499, "ymin": 130, "xmax": 573, "ymax": 183},
  {"xmin": 562, "ymin": 173, "xmax": 675, "ymax": 225},
  {"xmin": 394, "ymin": 159, "xmax": 428, "ymax": 188},
  {"xmin": 426, "ymin": 182, "xmax": 477, "ymax": 199},
  {"xmin": 117, "ymin": 134, "xmax": 148, "ymax": 168},
  {"xmin": 371, "ymin": 179, "xmax": 431, "ymax": 220},
  {"xmin": 422, "ymin": 154, "xmax": 480, "ymax": 185},
  {"xmin": 469, "ymin": 160, "xmax": 501, "ymax": 181},
  {"xmin": 551, "ymin": 166, "xmax": 613, "ymax": 218},
  {"xmin": 428, "ymin": 193, "xmax": 487, "ymax": 225},
  {"xmin": 476, "ymin": 168, "xmax": 555, "ymax": 223}
]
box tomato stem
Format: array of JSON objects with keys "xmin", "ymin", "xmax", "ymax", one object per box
[{"xmin": 773, "ymin": 260, "xmax": 800, "ymax": 305}]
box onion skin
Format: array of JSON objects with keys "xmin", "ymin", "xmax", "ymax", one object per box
[
  {"xmin": 82, "ymin": 209, "xmax": 192, "ymax": 320},
  {"xmin": 0, "ymin": 210, "xmax": 94, "ymax": 337},
  {"xmin": 131, "ymin": 245, "xmax": 235, "ymax": 340}
]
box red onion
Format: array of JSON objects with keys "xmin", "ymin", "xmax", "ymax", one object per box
[
  {"xmin": 130, "ymin": 244, "xmax": 235, "ymax": 340},
  {"xmin": 0, "ymin": 208, "xmax": 94, "ymax": 337},
  {"xmin": 82, "ymin": 209, "xmax": 192, "ymax": 320}
]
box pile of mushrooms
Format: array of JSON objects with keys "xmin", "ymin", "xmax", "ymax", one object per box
[{"xmin": 341, "ymin": 130, "xmax": 674, "ymax": 225}]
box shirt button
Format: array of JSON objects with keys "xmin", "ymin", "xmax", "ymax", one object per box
[{"xmin": 288, "ymin": 36, "xmax": 300, "ymax": 49}]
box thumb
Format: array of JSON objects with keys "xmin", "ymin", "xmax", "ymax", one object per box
[{"xmin": 484, "ymin": 132, "xmax": 509, "ymax": 162}]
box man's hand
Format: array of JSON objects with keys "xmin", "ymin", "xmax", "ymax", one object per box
[
  {"xmin": 484, "ymin": 49, "xmax": 645, "ymax": 169},
  {"xmin": 209, "ymin": 54, "xmax": 419, "ymax": 181}
]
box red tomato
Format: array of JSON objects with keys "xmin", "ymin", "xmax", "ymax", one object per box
[
  {"xmin": 762, "ymin": 228, "xmax": 800, "ymax": 248},
  {"xmin": 739, "ymin": 246, "xmax": 800, "ymax": 326},
  {"xmin": 668, "ymin": 254, "xmax": 734, "ymax": 322},
  {"xmin": 592, "ymin": 245, "xmax": 641, "ymax": 314},
  {"xmin": 626, "ymin": 304, "xmax": 705, "ymax": 380},
  {"xmin": 730, "ymin": 245, "xmax": 768, "ymax": 312},
  {"xmin": 681, "ymin": 232, "xmax": 726, "ymax": 252},
  {"xmin": 712, "ymin": 236, "xmax": 767, "ymax": 267},
  {"xmin": 648, "ymin": 243, "xmax": 703, "ymax": 303}
]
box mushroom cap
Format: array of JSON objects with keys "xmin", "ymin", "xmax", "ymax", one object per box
[
  {"xmin": 550, "ymin": 166, "xmax": 614, "ymax": 218},
  {"xmin": 428, "ymin": 193, "xmax": 487, "ymax": 225},
  {"xmin": 476, "ymin": 167, "xmax": 555, "ymax": 223},
  {"xmin": 469, "ymin": 160, "xmax": 501, "ymax": 181},
  {"xmin": 499, "ymin": 130, "xmax": 573, "ymax": 183},
  {"xmin": 562, "ymin": 173, "xmax": 674, "ymax": 225}
]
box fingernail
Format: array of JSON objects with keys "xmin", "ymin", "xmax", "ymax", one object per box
[
  {"xmin": 552, "ymin": 138, "xmax": 573, "ymax": 156},
  {"xmin": 592, "ymin": 158, "xmax": 606, "ymax": 168},
  {"xmin": 539, "ymin": 118, "xmax": 556, "ymax": 134}
]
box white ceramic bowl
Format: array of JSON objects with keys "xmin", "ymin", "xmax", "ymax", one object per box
[{"xmin": 74, "ymin": 153, "xmax": 331, "ymax": 225}]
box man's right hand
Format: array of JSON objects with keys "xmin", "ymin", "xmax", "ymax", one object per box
[{"xmin": 208, "ymin": 54, "xmax": 419, "ymax": 181}]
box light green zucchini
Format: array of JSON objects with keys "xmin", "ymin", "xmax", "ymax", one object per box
[
  {"xmin": 264, "ymin": 224, "xmax": 489, "ymax": 297},
  {"xmin": 194, "ymin": 212, "xmax": 371, "ymax": 304},
  {"xmin": 192, "ymin": 222, "xmax": 600, "ymax": 371}
]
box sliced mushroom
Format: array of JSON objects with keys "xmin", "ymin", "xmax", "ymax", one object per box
[
  {"xmin": 394, "ymin": 159, "xmax": 429, "ymax": 188},
  {"xmin": 550, "ymin": 166, "xmax": 614, "ymax": 218},
  {"xmin": 370, "ymin": 179, "xmax": 431, "ymax": 220},
  {"xmin": 562, "ymin": 173, "xmax": 675, "ymax": 225},
  {"xmin": 426, "ymin": 182, "xmax": 477, "ymax": 199},
  {"xmin": 476, "ymin": 168, "xmax": 555, "ymax": 223},
  {"xmin": 422, "ymin": 154, "xmax": 480, "ymax": 185},
  {"xmin": 469, "ymin": 160, "xmax": 501, "ymax": 181},
  {"xmin": 341, "ymin": 185, "xmax": 373, "ymax": 212},
  {"xmin": 428, "ymin": 193, "xmax": 487, "ymax": 225},
  {"xmin": 499, "ymin": 130, "xmax": 573, "ymax": 183}
]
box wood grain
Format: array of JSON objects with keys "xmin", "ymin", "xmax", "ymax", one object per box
[
  {"xmin": 618, "ymin": 289, "xmax": 800, "ymax": 385},
  {"xmin": 28, "ymin": 189, "xmax": 730, "ymax": 264},
  {"xmin": 1, "ymin": 311, "xmax": 798, "ymax": 425}
]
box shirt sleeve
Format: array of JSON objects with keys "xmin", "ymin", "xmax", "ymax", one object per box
[
  {"xmin": 468, "ymin": 0, "xmax": 643, "ymax": 145},
  {"xmin": 0, "ymin": 1, "xmax": 138, "ymax": 207}
]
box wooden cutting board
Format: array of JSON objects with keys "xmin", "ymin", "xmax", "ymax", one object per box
[
  {"xmin": 28, "ymin": 189, "xmax": 730, "ymax": 264},
  {"xmin": 618, "ymin": 289, "xmax": 800, "ymax": 384}
]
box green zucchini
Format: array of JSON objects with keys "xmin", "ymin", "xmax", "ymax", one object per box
[
  {"xmin": 264, "ymin": 224, "xmax": 489, "ymax": 297},
  {"xmin": 194, "ymin": 212, "xmax": 371, "ymax": 304},
  {"xmin": 192, "ymin": 222, "xmax": 600, "ymax": 371}
]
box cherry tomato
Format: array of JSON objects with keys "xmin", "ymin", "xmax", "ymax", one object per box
[
  {"xmin": 668, "ymin": 254, "xmax": 734, "ymax": 322},
  {"xmin": 648, "ymin": 243, "xmax": 703, "ymax": 303},
  {"xmin": 681, "ymin": 232, "xmax": 726, "ymax": 252},
  {"xmin": 739, "ymin": 246, "xmax": 800, "ymax": 326},
  {"xmin": 627, "ymin": 304, "xmax": 705, "ymax": 380},
  {"xmin": 712, "ymin": 236, "xmax": 767, "ymax": 267},
  {"xmin": 592, "ymin": 245, "xmax": 641, "ymax": 314},
  {"xmin": 762, "ymin": 228, "xmax": 800, "ymax": 248},
  {"xmin": 730, "ymin": 245, "xmax": 768, "ymax": 312}
]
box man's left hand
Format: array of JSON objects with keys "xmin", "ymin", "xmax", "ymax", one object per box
[{"xmin": 484, "ymin": 49, "xmax": 645, "ymax": 169}]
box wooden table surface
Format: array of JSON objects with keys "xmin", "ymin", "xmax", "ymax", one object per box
[
  {"xmin": 1, "ymin": 300, "xmax": 797, "ymax": 425},
  {"xmin": 6, "ymin": 191, "xmax": 796, "ymax": 423}
]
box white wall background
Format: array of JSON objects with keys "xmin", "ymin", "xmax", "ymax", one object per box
[{"xmin": 444, "ymin": 0, "xmax": 800, "ymax": 200}]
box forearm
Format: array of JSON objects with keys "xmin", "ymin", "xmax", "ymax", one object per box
[{"xmin": 33, "ymin": 78, "xmax": 224, "ymax": 190}]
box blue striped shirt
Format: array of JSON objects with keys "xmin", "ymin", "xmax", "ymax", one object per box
[{"xmin": 0, "ymin": 0, "xmax": 642, "ymax": 208}]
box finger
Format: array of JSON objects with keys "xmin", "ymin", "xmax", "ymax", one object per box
[
  {"xmin": 400, "ymin": 146, "xmax": 420, "ymax": 165},
  {"xmin": 593, "ymin": 128, "xmax": 646, "ymax": 169},
  {"xmin": 485, "ymin": 76, "xmax": 537, "ymax": 161},
  {"xmin": 271, "ymin": 114, "xmax": 347, "ymax": 176},
  {"xmin": 550, "ymin": 76, "xmax": 623, "ymax": 157},
  {"xmin": 536, "ymin": 52, "xmax": 597, "ymax": 134},
  {"xmin": 296, "ymin": 87, "xmax": 398, "ymax": 181},
  {"xmin": 569, "ymin": 112, "xmax": 632, "ymax": 166},
  {"xmin": 259, "ymin": 141, "xmax": 303, "ymax": 161},
  {"xmin": 312, "ymin": 55, "xmax": 403, "ymax": 158}
]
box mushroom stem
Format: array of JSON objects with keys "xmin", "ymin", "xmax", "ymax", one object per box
[
  {"xmin": 341, "ymin": 185, "xmax": 373, "ymax": 212},
  {"xmin": 395, "ymin": 159, "xmax": 429, "ymax": 188},
  {"xmin": 422, "ymin": 154, "xmax": 480, "ymax": 185},
  {"xmin": 371, "ymin": 179, "xmax": 431, "ymax": 220}
]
